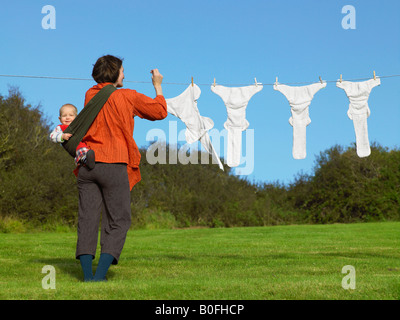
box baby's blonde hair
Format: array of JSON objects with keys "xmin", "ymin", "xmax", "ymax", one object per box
[{"xmin": 59, "ymin": 104, "xmax": 78, "ymax": 117}]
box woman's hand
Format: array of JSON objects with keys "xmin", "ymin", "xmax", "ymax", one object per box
[{"xmin": 150, "ymin": 69, "xmax": 163, "ymax": 96}]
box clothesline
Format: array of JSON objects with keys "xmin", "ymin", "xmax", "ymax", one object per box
[{"xmin": 0, "ymin": 73, "xmax": 400, "ymax": 86}]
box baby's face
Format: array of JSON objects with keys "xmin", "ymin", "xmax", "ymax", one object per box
[{"xmin": 59, "ymin": 106, "xmax": 77, "ymax": 126}]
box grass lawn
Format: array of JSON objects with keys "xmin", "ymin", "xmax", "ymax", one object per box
[{"xmin": 0, "ymin": 222, "xmax": 399, "ymax": 300}]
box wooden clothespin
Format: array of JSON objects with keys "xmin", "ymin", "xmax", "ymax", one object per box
[
  {"xmin": 275, "ymin": 77, "xmax": 278, "ymax": 85},
  {"xmin": 213, "ymin": 78, "xmax": 216, "ymax": 87},
  {"xmin": 373, "ymin": 71, "xmax": 376, "ymax": 80},
  {"xmin": 254, "ymin": 78, "xmax": 258, "ymax": 87},
  {"xmin": 319, "ymin": 76, "xmax": 323, "ymax": 84},
  {"xmin": 191, "ymin": 77, "xmax": 194, "ymax": 87},
  {"xmin": 340, "ymin": 74, "xmax": 342, "ymax": 83}
]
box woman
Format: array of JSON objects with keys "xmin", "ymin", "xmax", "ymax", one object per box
[{"xmin": 76, "ymin": 55, "xmax": 167, "ymax": 281}]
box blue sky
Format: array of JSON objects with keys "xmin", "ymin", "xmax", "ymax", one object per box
[{"xmin": 0, "ymin": 0, "xmax": 399, "ymax": 185}]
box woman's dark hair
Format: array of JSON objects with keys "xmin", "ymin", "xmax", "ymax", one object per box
[{"xmin": 92, "ymin": 55, "xmax": 123, "ymax": 84}]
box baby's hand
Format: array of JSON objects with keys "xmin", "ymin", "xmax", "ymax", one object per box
[{"xmin": 62, "ymin": 133, "xmax": 73, "ymax": 141}]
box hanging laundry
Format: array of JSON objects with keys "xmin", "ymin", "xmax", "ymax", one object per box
[
  {"xmin": 211, "ymin": 84, "xmax": 263, "ymax": 167},
  {"xmin": 166, "ymin": 84, "xmax": 224, "ymax": 170},
  {"xmin": 336, "ymin": 78, "xmax": 381, "ymax": 158},
  {"xmin": 274, "ymin": 82, "xmax": 326, "ymax": 159}
]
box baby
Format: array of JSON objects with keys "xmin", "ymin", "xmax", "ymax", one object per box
[{"xmin": 49, "ymin": 103, "xmax": 95, "ymax": 169}]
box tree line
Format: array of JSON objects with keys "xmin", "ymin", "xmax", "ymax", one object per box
[{"xmin": 0, "ymin": 88, "xmax": 399, "ymax": 231}]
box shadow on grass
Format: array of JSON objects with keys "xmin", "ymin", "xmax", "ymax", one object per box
[{"xmin": 31, "ymin": 258, "xmax": 115, "ymax": 282}]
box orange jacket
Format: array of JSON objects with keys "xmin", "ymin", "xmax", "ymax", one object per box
[{"xmin": 75, "ymin": 82, "xmax": 167, "ymax": 190}]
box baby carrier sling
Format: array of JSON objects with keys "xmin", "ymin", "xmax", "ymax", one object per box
[{"xmin": 62, "ymin": 84, "xmax": 116, "ymax": 157}]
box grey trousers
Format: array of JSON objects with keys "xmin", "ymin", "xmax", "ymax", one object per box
[{"xmin": 75, "ymin": 163, "xmax": 131, "ymax": 265}]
